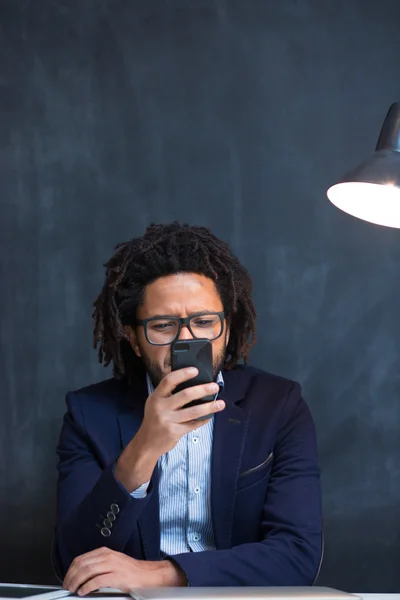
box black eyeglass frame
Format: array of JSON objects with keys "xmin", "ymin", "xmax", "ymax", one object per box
[{"xmin": 135, "ymin": 311, "xmax": 225, "ymax": 346}]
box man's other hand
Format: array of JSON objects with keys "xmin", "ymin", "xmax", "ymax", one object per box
[{"xmin": 63, "ymin": 547, "xmax": 187, "ymax": 595}]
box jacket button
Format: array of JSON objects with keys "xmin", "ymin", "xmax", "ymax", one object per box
[
  {"xmin": 103, "ymin": 518, "xmax": 113, "ymax": 529},
  {"xmin": 107, "ymin": 511, "xmax": 116, "ymax": 522},
  {"xmin": 110, "ymin": 503, "xmax": 120, "ymax": 515},
  {"xmin": 100, "ymin": 527, "xmax": 111, "ymax": 537}
]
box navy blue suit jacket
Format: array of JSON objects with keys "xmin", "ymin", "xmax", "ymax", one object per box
[{"xmin": 54, "ymin": 365, "xmax": 322, "ymax": 586}]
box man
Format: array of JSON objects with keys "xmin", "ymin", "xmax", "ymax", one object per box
[{"xmin": 54, "ymin": 222, "xmax": 322, "ymax": 594}]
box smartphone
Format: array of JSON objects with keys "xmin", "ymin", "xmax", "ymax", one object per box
[{"xmin": 171, "ymin": 338, "xmax": 215, "ymax": 408}]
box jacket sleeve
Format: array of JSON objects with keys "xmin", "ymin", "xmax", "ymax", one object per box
[
  {"xmin": 169, "ymin": 385, "xmax": 323, "ymax": 586},
  {"xmin": 53, "ymin": 392, "xmax": 153, "ymax": 580}
]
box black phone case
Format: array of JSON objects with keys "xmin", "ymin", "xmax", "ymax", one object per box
[{"xmin": 171, "ymin": 339, "xmax": 214, "ymax": 407}]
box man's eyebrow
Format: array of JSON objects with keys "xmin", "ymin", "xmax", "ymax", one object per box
[
  {"xmin": 146, "ymin": 313, "xmax": 181, "ymax": 320},
  {"xmin": 146, "ymin": 310, "xmax": 220, "ymax": 319}
]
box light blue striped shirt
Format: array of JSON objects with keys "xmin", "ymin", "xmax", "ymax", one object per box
[{"xmin": 131, "ymin": 372, "xmax": 224, "ymax": 556}]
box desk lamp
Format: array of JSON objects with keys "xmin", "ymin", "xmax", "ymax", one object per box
[{"xmin": 327, "ymin": 102, "xmax": 400, "ymax": 228}]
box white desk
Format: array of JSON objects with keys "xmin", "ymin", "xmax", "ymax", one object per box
[
  {"xmin": 1, "ymin": 593, "xmax": 399, "ymax": 600},
  {"xmin": 64, "ymin": 596, "xmax": 400, "ymax": 600}
]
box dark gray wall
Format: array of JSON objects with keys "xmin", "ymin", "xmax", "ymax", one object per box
[{"xmin": 1, "ymin": 0, "xmax": 400, "ymax": 592}]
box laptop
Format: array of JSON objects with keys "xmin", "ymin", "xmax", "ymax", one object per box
[
  {"xmin": 0, "ymin": 584, "xmax": 71, "ymax": 600},
  {"xmin": 129, "ymin": 587, "xmax": 361, "ymax": 600}
]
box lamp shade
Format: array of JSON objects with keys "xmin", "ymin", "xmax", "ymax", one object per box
[{"xmin": 327, "ymin": 102, "xmax": 400, "ymax": 228}]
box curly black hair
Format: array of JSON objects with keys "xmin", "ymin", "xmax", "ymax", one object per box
[{"xmin": 93, "ymin": 222, "xmax": 256, "ymax": 380}]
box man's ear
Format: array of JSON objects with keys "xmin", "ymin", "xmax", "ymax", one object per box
[{"xmin": 124, "ymin": 325, "xmax": 141, "ymax": 357}]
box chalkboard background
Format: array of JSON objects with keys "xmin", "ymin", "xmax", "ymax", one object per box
[{"xmin": 1, "ymin": 0, "xmax": 400, "ymax": 592}]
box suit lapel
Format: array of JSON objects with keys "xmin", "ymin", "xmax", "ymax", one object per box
[
  {"xmin": 117, "ymin": 371, "xmax": 148, "ymax": 447},
  {"xmin": 117, "ymin": 374, "xmax": 161, "ymax": 560},
  {"xmin": 211, "ymin": 368, "xmax": 250, "ymax": 549}
]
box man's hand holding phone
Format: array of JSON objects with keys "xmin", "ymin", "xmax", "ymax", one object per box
[{"xmin": 114, "ymin": 367, "xmax": 225, "ymax": 493}]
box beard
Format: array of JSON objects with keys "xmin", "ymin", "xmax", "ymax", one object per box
[{"xmin": 139, "ymin": 339, "xmax": 227, "ymax": 389}]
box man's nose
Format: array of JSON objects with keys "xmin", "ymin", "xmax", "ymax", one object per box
[{"xmin": 177, "ymin": 324, "xmax": 194, "ymax": 340}]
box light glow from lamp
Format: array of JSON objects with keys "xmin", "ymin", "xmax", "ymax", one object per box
[{"xmin": 327, "ymin": 181, "xmax": 400, "ymax": 228}]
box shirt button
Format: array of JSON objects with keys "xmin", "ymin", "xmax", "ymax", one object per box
[
  {"xmin": 192, "ymin": 437, "xmax": 199, "ymax": 444},
  {"xmin": 194, "ymin": 486, "xmax": 200, "ymax": 494},
  {"xmin": 193, "ymin": 534, "xmax": 201, "ymax": 542}
]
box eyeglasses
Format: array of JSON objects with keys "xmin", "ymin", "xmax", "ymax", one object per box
[{"xmin": 135, "ymin": 311, "xmax": 225, "ymax": 346}]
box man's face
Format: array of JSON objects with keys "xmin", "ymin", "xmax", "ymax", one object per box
[{"xmin": 126, "ymin": 272, "xmax": 230, "ymax": 387}]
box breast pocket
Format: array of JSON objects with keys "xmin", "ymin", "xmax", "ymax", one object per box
[{"xmin": 237, "ymin": 451, "xmax": 274, "ymax": 491}]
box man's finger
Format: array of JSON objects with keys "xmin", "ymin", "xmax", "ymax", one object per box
[
  {"xmin": 177, "ymin": 399, "xmax": 225, "ymax": 423},
  {"xmin": 63, "ymin": 548, "xmax": 112, "ymax": 589},
  {"xmin": 77, "ymin": 574, "xmax": 114, "ymax": 597},
  {"xmin": 64, "ymin": 557, "xmax": 110, "ymax": 592},
  {"xmin": 63, "ymin": 553, "xmax": 100, "ymax": 590},
  {"xmin": 156, "ymin": 367, "xmax": 199, "ymax": 396},
  {"xmin": 169, "ymin": 382, "xmax": 220, "ymax": 410}
]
